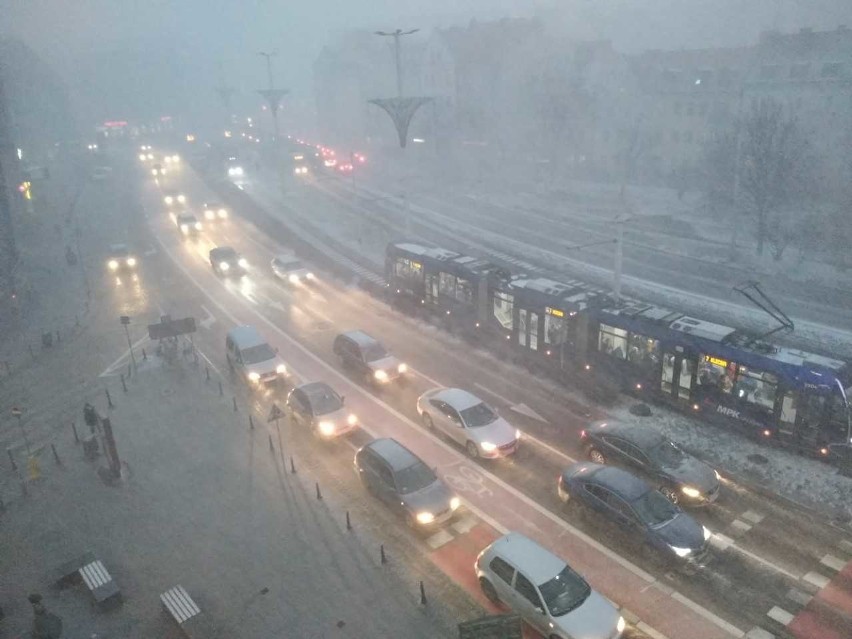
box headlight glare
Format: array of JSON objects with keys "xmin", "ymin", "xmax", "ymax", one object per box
[
  {"xmin": 681, "ymin": 486, "xmax": 701, "ymax": 498},
  {"xmin": 703, "ymin": 526, "xmax": 712, "ymax": 541},
  {"xmin": 248, "ymin": 372, "xmax": 260, "ymax": 382},
  {"xmin": 416, "ymin": 512, "xmax": 435, "ymax": 525},
  {"xmin": 347, "ymin": 414, "xmax": 357, "ymax": 426},
  {"xmin": 374, "ymin": 370, "xmax": 388, "ymax": 381},
  {"xmin": 617, "ymin": 616, "xmax": 626, "ymax": 633},
  {"xmin": 276, "ymin": 364, "xmax": 287, "ymax": 374},
  {"xmin": 288, "ymin": 274, "xmax": 299, "ymax": 283},
  {"xmin": 397, "ymin": 363, "xmax": 408, "ymax": 373},
  {"xmin": 108, "ymin": 260, "xmax": 118, "ymax": 270},
  {"xmin": 219, "ymin": 262, "xmax": 229, "ymax": 271},
  {"xmin": 318, "ymin": 421, "xmax": 335, "ymax": 436},
  {"xmin": 238, "ymin": 258, "xmax": 248, "ymax": 268},
  {"xmin": 450, "ymin": 497, "xmax": 461, "ymax": 511},
  {"xmin": 670, "ymin": 546, "xmax": 692, "ymax": 557},
  {"xmin": 480, "ymin": 442, "xmax": 497, "ymax": 452},
  {"xmin": 126, "ymin": 257, "xmax": 136, "ymax": 267}
]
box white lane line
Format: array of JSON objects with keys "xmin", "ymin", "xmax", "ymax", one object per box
[
  {"xmin": 839, "ymin": 539, "xmax": 852, "ymax": 555},
  {"xmin": 636, "ymin": 622, "xmax": 672, "ymax": 639},
  {"xmin": 730, "ymin": 519, "xmax": 752, "ymax": 534},
  {"xmin": 744, "ymin": 627, "xmax": 776, "ymax": 639},
  {"xmin": 741, "ymin": 510, "xmax": 765, "ymax": 525},
  {"xmin": 766, "ymin": 606, "xmax": 794, "ymax": 626},
  {"xmin": 155, "ymin": 227, "xmax": 744, "ymax": 639},
  {"xmin": 473, "ymin": 382, "xmax": 514, "ymax": 405},
  {"xmin": 710, "ymin": 533, "xmax": 734, "ymax": 552},
  {"xmin": 426, "ymin": 530, "xmax": 454, "ymax": 549},
  {"xmin": 451, "ymin": 515, "xmax": 478, "ymax": 535},
  {"xmin": 410, "ymin": 367, "xmax": 444, "ymax": 388},
  {"xmin": 802, "ymin": 571, "xmax": 830, "ymax": 589},
  {"xmin": 725, "ymin": 543, "xmax": 801, "ymax": 580},
  {"xmin": 785, "ymin": 587, "xmax": 813, "ymax": 607},
  {"xmin": 820, "ymin": 553, "xmax": 846, "ymax": 571},
  {"xmin": 99, "ymin": 335, "xmax": 151, "ymax": 377},
  {"xmin": 195, "ymin": 346, "xmax": 221, "ymax": 376}
]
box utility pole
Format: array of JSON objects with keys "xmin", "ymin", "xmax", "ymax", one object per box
[
  {"xmin": 729, "ymin": 87, "xmax": 746, "ymax": 261},
  {"xmin": 257, "ymin": 51, "xmax": 287, "ymax": 143},
  {"xmin": 258, "ymin": 51, "xmax": 276, "ymax": 90},
  {"xmin": 374, "ymin": 29, "xmax": 419, "ymax": 98}
]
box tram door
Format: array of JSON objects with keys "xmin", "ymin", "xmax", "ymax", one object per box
[
  {"xmin": 517, "ymin": 309, "xmax": 539, "ymax": 352},
  {"xmin": 425, "ymin": 273, "xmax": 439, "ymax": 306},
  {"xmin": 661, "ymin": 350, "xmax": 694, "ymax": 401}
]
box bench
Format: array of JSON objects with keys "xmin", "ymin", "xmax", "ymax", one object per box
[
  {"xmin": 161, "ymin": 585, "xmax": 214, "ymax": 638},
  {"xmin": 79, "ymin": 559, "xmax": 121, "ymax": 606}
]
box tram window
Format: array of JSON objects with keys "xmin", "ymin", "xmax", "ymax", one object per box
[
  {"xmin": 627, "ymin": 333, "xmax": 660, "ymax": 366},
  {"xmin": 544, "ymin": 313, "xmax": 565, "ymax": 345},
  {"xmin": 493, "ymin": 292, "xmax": 514, "ymax": 330},
  {"xmin": 456, "ymin": 277, "xmax": 473, "ymax": 304},
  {"xmin": 828, "ymin": 393, "xmax": 850, "ymax": 435},
  {"xmin": 439, "ymin": 271, "xmax": 456, "ymax": 297},
  {"xmin": 734, "ymin": 366, "xmax": 777, "ymax": 409},
  {"xmin": 697, "ymin": 354, "xmax": 735, "ymax": 394},
  {"xmin": 598, "ymin": 324, "xmax": 627, "ymax": 359},
  {"xmin": 394, "ymin": 258, "xmax": 422, "ymax": 280}
]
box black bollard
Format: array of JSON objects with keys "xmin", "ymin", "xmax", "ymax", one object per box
[
  {"xmin": 218, "ymin": 380, "xmax": 223, "ymax": 396},
  {"xmin": 346, "ymin": 511, "xmax": 352, "ymax": 531},
  {"xmin": 0, "ymin": 495, "xmax": 4, "ymax": 512},
  {"xmin": 56, "ymin": 329, "xmax": 61, "ymax": 344},
  {"xmin": 233, "ymin": 397, "xmax": 238, "ymax": 412},
  {"xmin": 51, "ymin": 444, "xmax": 61, "ymax": 465},
  {"xmin": 120, "ymin": 373, "xmax": 127, "ymax": 392},
  {"xmin": 205, "ymin": 366, "xmax": 210, "ymax": 381},
  {"xmin": 315, "ymin": 482, "xmax": 322, "ymax": 500},
  {"xmin": 268, "ymin": 435, "xmax": 274, "ymax": 451},
  {"xmin": 7, "ymin": 448, "xmax": 17, "ymax": 472},
  {"xmin": 290, "ymin": 456, "xmax": 296, "ymax": 474},
  {"xmin": 420, "ymin": 581, "xmax": 427, "ymax": 605},
  {"xmin": 380, "ymin": 544, "xmax": 387, "ymax": 564},
  {"xmin": 249, "ymin": 414, "xmax": 254, "ymax": 430},
  {"xmin": 105, "ymin": 388, "xmax": 114, "ymax": 408},
  {"xmin": 142, "ymin": 348, "xmax": 147, "ymax": 361},
  {"xmin": 71, "ymin": 421, "xmax": 79, "ymax": 443}
]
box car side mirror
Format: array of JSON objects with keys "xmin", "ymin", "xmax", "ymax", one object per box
[{"xmin": 536, "ymin": 606, "xmax": 546, "ymax": 615}]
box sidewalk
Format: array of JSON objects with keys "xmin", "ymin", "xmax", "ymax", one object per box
[{"xmin": 0, "ymin": 362, "xmax": 459, "ymax": 638}]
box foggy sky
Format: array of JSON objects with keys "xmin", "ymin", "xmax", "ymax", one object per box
[{"xmin": 3, "ymin": 0, "xmax": 852, "ymax": 128}]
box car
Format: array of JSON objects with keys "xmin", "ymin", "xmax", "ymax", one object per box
[
  {"xmin": 226, "ymin": 325, "xmax": 287, "ymax": 386},
  {"xmin": 106, "ymin": 243, "xmax": 137, "ymax": 271},
  {"xmin": 163, "ymin": 190, "xmax": 186, "ymax": 206},
  {"xmin": 336, "ymin": 162, "xmax": 353, "ymax": 174},
  {"xmin": 475, "ymin": 532, "xmax": 625, "ymax": 639},
  {"xmin": 286, "ymin": 381, "xmax": 358, "ymax": 439},
  {"xmin": 270, "ymin": 253, "xmax": 314, "ymax": 284},
  {"xmin": 581, "ymin": 421, "xmax": 721, "ymax": 505},
  {"xmin": 557, "ymin": 462, "xmax": 712, "ymax": 566},
  {"xmin": 174, "ymin": 212, "xmax": 202, "ymax": 236},
  {"xmin": 333, "ymin": 330, "xmax": 406, "ymax": 385},
  {"xmin": 202, "ymin": 202, "xmax": 229, "ymax": 221},
  {"xmin": 151, "ymin": 163, "xmax": 166, "ymax": 177},
  {"xmin": 416, "ymin": 388, "xmax": 520, "ymax": 459},
  {"xmin": 163, "ymin": 154, "xmax": 181, "ymax": 164},
  {"xmin": 209, "ymin": 246, "xmax": 247, "ymax": 276},
  {"xmin": 354, "ymin": 438, "xmax": 460, "ymax": 528}
]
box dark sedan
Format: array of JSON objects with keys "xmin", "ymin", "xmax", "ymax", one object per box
[
  {"xmin": 581, "ymin": 422, "xmax": 721, "ymax": 505},
  {"xmin": 558, "ymin": 462, "xmax": 712, "ymax": 566}
]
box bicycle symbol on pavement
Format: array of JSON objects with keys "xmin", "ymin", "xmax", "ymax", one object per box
[{"xmin": 443, "ymin": 464, "xmax": 493, "ymax": 498}]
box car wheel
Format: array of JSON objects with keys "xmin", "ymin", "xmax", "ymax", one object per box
[
  {"xmin": 466, "ymin": 441, "xmax": 479, "ymax": 459},
  {"xmin": 479, "ymin": 577, "xmax": 499, "ymax": 604},
  {"xmin": 660, "ymin": 485, "xmax": 679, "ymax": 504},
  {"xmin": 422, "ymin": 413, "xmax": 435, "ymax": 431},
  {"xmin": 588, "ymin": 447, "xmax": 606, "ymax": 464}
]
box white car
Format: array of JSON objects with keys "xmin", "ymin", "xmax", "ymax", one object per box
[
  {"xmin": 476, "ymin": 533, "xmax": 624, "ymax": 639},
  {"xmin": 416, "ymin": 388, "xmax": 519, "ymax": 459},
  {"xmin": 271, "ymin": 254, "xmax": 314, "ymax": 284},
  {"xmin": 202, "ymin": 202, "xmax": 229, "ymax": 221},
  {"xmin": 163, "ymin": 190, "xmax": 186, "ymax": 206}
]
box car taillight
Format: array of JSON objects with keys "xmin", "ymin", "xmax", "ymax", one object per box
[{"xmin": 580, "ymin": 429, "xmax": 587, "ymax": 439}]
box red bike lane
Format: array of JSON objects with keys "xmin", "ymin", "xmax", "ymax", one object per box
[{"xmin": 789, "ymin": 561, "xmax": 852, "ymax": 639}]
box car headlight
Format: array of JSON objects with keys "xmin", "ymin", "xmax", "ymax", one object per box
[
  {"xmin": 670, "ymin": 546, "xmax": 692, "ymax": 557},
  {"xmin": 450, "ymin": 497, "xmax": 461, "ymax": 511},
  {"xmin": 194, "ymin": 222, "xmax": 202, "ymax": 230},
  {"xmin": 416, "ymin": 512, "xmax": 435, "ymax": 525},
  {"xmin": 515, "ymin": 429, "xmax": 522, "ymax": 440},
  {"xmin": 306, "ymin": 272, "xmax": 314, "ymax": 280},
  {"xmin": 218, "ymin": 209, "xmax": 228, "ymax": 218},
  {"xmin": 126, "ymin": 257, "xmax": 136, "ymax": 267},
  {"xmin": 248, "ymin": 372, "xmax": 260, "ymax": 382},
  {"xmin": 147, "ymin": 153, "xmax": 154, "ymax": 160},
  {"xmin": 318, "ymin": 421, "xmax": 336, "ymax": 436},
  {"xmin": 397, "ymin": 363, "xmax": 408, "ymax": 373},
  {"xmin": 288, "ymin": 274, "xmax": 299, "ymax": 283},
  {"xmin": 139, "ymin": 154, "xmax": 146, "ymax": 161},
  {"xmin": 480, "ymin": 442, "xmax": 497, "ymax": 452},
  {"xmin": 617, "ymin": 616, "xmax": 626, "ymax": 633},
  {"xmin": 178, "ymin": 195, "xmax": 186, "ymax": 203},
  {"xmin": 681, "ymin": 486, "xmax": 701, "ymax": 498},
  {"xmin": 151, "ymin": 168, "xmax": 158, "ymax": 176},
  {"xmin": 172, "ymin": 155, "xmax": 180, "ymax": 162},
  {"xmin": 180, "ymin": 224, "xmax": 188, "ymax": 233},
  {"xmin": 165, "ymin": 196, "xmax": 174, "ymax": 204},
  {"xmin": 347, "ymin": 414, "xmax": 357, "ymax": 426},
  {"xmin": 205, "ymin": 210, "xmax": 214, "ymax": 219},
  {"xmin": 219, "ymin": 262, "xmax": 230, "ymax": 271},
  {"xmin": 108, "ymin": 260, "xmax": 119, "ymax": 270},
  {"xmin": 238, "ymin": 258, "xmax": 248, "ymax": 268},
  {"xmin": 703, "ymin": 526, "xmax": 712, "ymax": 541},
  {"xmin": 374, "ymin": 370, "xmax": 388, "ymax": 382},
  {"xmin": 275, "ymin": 364, "xmax": 286, "ymax": 374}
]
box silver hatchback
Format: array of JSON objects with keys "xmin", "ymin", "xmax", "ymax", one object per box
[{"xmin": 475, "ymin": 532, "xmax": 625, "ymax": 639}]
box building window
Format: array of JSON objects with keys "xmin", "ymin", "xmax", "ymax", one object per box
[
  {"xmin": 493, "ymin": 291, "xmax": 513, "ymax": 330},
  {"xmin": 598, "ymin": 324, "xmax": 627, "ymax": 359}
]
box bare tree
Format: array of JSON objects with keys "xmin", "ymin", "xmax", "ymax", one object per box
[
  {"xmin": 700, "ymin": 129, "xmax": 737, "ymax": 217},
  {"xmin": 739, "ymin": 98, "xmax": 814, "ymax": 258}
]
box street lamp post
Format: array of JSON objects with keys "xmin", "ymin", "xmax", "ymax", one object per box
[
  {"xmin": 374, "ymin": 29, "xmax": 419, "ymax": 98},
  {"xmin": 120, "ymin": 315, "xmax": 137, "ymax": 373}
]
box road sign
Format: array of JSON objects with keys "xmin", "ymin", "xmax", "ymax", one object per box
[
  {"xmin": 148, "ymin": 317, "xmax": 197, "ymax": 340},
  {"xmin": 268, "ymin": 403, "xmax": 284, "ymax": 423},
  {"xmin": 120, "ymin": 315, "xmax": 130, "ymax": 325}
]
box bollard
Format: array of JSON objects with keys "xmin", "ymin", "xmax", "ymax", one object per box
[
  {"xmin": 380, "ymin": 544, "xmax": 387, "ymax": 565},
  {"xmin": 205, "ymin": 366, "xmax": 210, "ymax": 381},
  {"xmin": 218, "ymin": 381, "xmax": 223, "ymax": 396},
  {"xmin": 142, "ymin": 348, "xmax": 147, "ymax": 361},
  {"xmin": 315, "ymin": 482, "xmax": 322, "ymax": 500},
  {"xmin": 51, "ymin": 444, "xmax": 61, "ymax": 465},
  {"xmin": 7, "ymin": 448, "xmax": 17, "ymax": 472},
  {"xmin": 28, "ymin": 344, "xmax": 35, "ymax": 359},
  {"xmin": 0, "ymin": 495, "xmax": 4, "ymax": 512},
  {"xmin": 120, "ymin": 373, "xmax": 127, "ymax": 392},
  {"xmin": 268, "ymin": 435, "xmax": 274, "ymax": 451},
  {"xmin": 249, "ymin": 414, "xmax": 254, "ymax": 430},
  {"xmin": 105, "ymin": 387, "xmax": 114, "ymax": 408},
  {"xmin": 233, "ymin": 397, "xmax": 238, "ymax": 412},
  {"xmin": 420, "ymin": 581, "xmax": 427, "ymax": 605},
  {"xmin": 71, "ymin": 421, "xmax": 79, "ymax": 443},
  {"xmin": 56, "ymin": 329, "xmax": 61, "ymax": 344},
  {"xmin": 346, "ymin": 511, "xmax": 352, "ymax": 531},
  {"xmin": 290, "ymin": 456, "xmax": 296, "ymax": 474}
]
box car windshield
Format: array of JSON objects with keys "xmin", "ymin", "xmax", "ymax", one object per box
[
  {"xmin": 460, "ymin": 402, "xmax": 497, "ymax": 427},
  {"xmin": 240, "ymin": 344, "xmax": 276, "ymax": 365},
  {"xmin": 395, "ymin": 461, "xmax": 437, "ymax": 494},
  {"xmin": 363, "ymin": 343, "xmax": 388, "ymax": 362},
  {"xmin": 632, "ymin": 489, "xmax": 680, "ymax": 527},
  {"xmin": 215, "ymin": 249, "xmax": 237, "ymax": 261},
  {"xmin": 539, "ymin": 566, "xmax": 592, "ymax": 617},
  {"xmin": 646, "ymin": 440, "xmax": 686, "ymax": 466},
  {"xmin": 308, "ymin": 388, "xmax": 343, "ymax": 415}
]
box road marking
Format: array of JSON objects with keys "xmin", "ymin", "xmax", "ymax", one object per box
[
  {"xmin": 451, "ymin": 514, "xmax": 478, "ymax": 535},
  {"xmin": 744, "ymin": 627, "xmax": 775, "ymax": 639},
  {"xmin": 730, "ymin": 519, "xmax": 752, "ymax": 534},
  {"xmin": 839, "ymin": 539, "xmax": 852, "ymax": 555},
  {"xmin": 741, "ymin": 510, "xmax": 765, "ymax": 525},
  {"xmin": 155, "ymin": 224, "xmax": 743, "ymax": 639},
  {"xmin": 785, "ymin": 587, "xmax": 813, "ymax": 607},
  {"xmin": 473, "ymin": 382, "xmax": 513, "ymax": 405},
  {"xmin": 766, "ymin": 606, "xmax": 794, "ymax": 626},
  {"xmin": 199, "ymin": 304, "xmax": 216, "ymax": 329},
  {"xmin": 195, "ymin": 346, "xmax": 221, "ymax": 376},
  {"xmin": 426, "ymin": 530, "xmax": 454, "ymax": 549},
  {"xmin": 510, "ymin": 402, "xmax": 548, "ymax": 423},
  {"xmin": 636, "ymin": 621, "xmax": 671, "ymax": 639},
  {"xmin": 99, "ymin": 334, "xmax": 151, "ymax": 377},
  {"xmin": 721, "ymin": 540, "xmax": 800, "ymax": 580},
  {"xmin": 802, "ymin": 571, "xmax": 830, "ymax": 589},
  {"xmin": 710, "ymin": 533, "xmax": 734, "ymax": 551},
  {"xmin": 820, "ymin": 553, "xmax": 846, "ymax": 571}
]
